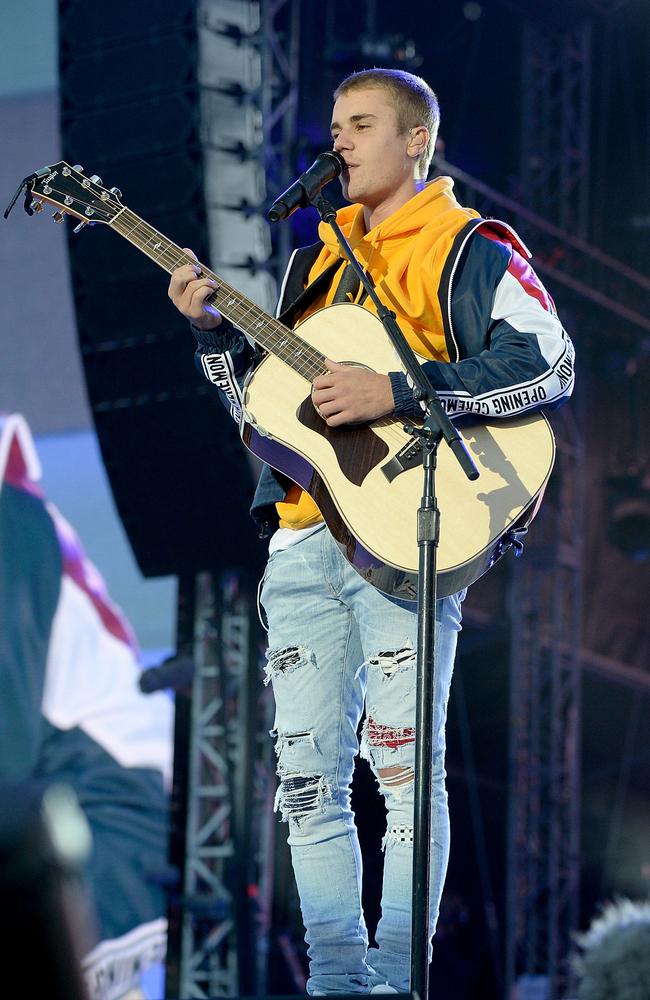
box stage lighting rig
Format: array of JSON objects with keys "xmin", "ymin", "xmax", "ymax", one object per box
[{"xmin": 326, "ymin": 33, "xmax": 423, "ymax": 72}]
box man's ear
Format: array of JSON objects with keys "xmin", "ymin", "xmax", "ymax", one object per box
[{"xmin": 407, "ymin": 125, "xmax": 428, "ymax": 161}]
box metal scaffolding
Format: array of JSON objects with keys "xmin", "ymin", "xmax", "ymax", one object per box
[
  {"xmin": 260, "ymin": 0, "xmax": 301, "ymax": 282},
  {"xmin": 433, "ymin": 155, "xmax": 650, "ymax": 338},
  {"xmin": 432, "ymin": 27, "xmax": 640, "ymax": 978},
  {"xmin": 520, "ymin": 21, "xmax": 592, "ymax": 241},
  {"xmin": 170, "ymin": 571, "xmax": 272, "ymax": 999},
  {"xmin": 505, "ymin": 406, "xmax": 584, "ymax": 1000},
  {"xmin": 508, "ymin": 21, "xmax": 604, "ymax": 997}
]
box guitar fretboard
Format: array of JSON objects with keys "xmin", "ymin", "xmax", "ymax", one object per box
[{"xmin": 110, "ymin": 207, "xmax": 327, "ymax": 382}]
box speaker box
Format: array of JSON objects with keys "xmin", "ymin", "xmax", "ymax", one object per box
[{"xmin": 59, "ymin": 0, "xmax": 264, "ymax": 577}]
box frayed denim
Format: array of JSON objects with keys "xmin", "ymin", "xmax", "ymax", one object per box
[{"xmin": 260, "ymin": 525, "xmax": 464, "ymax": 994}]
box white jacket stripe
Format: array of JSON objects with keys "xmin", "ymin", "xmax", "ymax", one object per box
[{"xmin": 200, "ymin": 350, "xmax": 244, "ymax": 419}]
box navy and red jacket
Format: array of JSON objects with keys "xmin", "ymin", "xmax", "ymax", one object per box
[{"xmin": 193, "ymin": 216, "xmax": 575, "ymax": 535}]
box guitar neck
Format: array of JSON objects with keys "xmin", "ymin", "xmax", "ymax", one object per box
[{"xmin": 110, "ymin": 206, "xmax": 325, "ymax": 381}]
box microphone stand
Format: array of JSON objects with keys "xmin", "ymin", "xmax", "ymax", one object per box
[{"xmin": 309, "ymin": 192, "xmax": 479, "ymax": 1000}]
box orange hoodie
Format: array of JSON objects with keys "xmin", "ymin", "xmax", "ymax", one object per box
[{"xmin": 275, "ymin": 177, "xmax": 480, "ymax": 530}]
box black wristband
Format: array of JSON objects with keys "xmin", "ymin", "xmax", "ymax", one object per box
[
  {"xmin": 191, "ymin": 317, "xmax": 236, "ymax": 350},
  {"xmin": 388, "ymin": 371, "xmax": 424, "ymax": 419}
]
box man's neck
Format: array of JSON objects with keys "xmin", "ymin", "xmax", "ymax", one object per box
[{"xmin": 362, "ymin": 177, "xmax": 426, "ymax": 231}]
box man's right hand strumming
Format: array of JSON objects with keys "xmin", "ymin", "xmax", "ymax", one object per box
[{"xmin": 168, "ymin": 248, "xmax": 223, "ymax": 330}]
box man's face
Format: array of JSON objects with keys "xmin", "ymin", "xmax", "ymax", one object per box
[{"xmin": 330, "ymin": 87, "xmax": 418, "ymax": 216}]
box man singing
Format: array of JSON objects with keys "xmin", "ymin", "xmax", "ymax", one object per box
[{"xmin": 169, "ymin": 68, "xmax": 574, "ymax": 994}]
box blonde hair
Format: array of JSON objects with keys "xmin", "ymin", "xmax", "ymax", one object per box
[{"xmin": 333, "ymin": 68, "xmax": 440, "ymax": 180}]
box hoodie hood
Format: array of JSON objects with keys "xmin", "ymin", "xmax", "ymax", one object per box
[
  {"xmin": 305, "ymin": 176, "xmax": 481, "ymax": 362},
  {"xmin": 319, "ymin": 176, "xmax": 476, "ymax": 253}
]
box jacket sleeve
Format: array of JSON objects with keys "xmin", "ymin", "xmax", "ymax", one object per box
[
  {"xmin": 193, "ymin": 318, "xmax": 256, "ymax": 422},
  {"xmin": 191, "ymin": 246, "xmax": 315, "ymax": 421},
  {"xmin": 390, "ymin": 233, "xmax": 575, "ymax": 420}
]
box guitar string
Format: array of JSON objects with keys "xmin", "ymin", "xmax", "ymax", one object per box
[
  {"xmin": 40, "ymin": 181, "xmax": 324, "ymax": 380},
  {"xmin": 44, "ymin": 182, "xmax": 413, "ymax": 445},
  {"xmin": 47, "ymin": 179, "xmax": 417, "ymax": 447},
  {"xmin": 114, "ymin": 210, "xmax": 329, "ymax": 383},
  {"xmin": 110, "ymin": 209, "xmax": 411, "ymax": 445},
  {"xmin": 117, "ymin": 204, "xmax": 411, "ymax": 445},
  {"xmin": 49, "ymin": 176, "xmax": 360, "ymax": 386}
]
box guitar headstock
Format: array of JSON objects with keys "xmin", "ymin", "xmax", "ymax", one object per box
[{"xmin": 26, "ymin": 161, "xmax": 123, "ymax": 230}]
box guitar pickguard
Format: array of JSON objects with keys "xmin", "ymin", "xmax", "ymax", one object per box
[{"xmin": 296, "ymin": 395, "xmax": 389, "ymax": 487}]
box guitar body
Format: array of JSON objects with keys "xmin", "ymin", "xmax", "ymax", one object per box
[{"xmin": 241, "ymin": 303, "xmax": 555, "ymax": 600}]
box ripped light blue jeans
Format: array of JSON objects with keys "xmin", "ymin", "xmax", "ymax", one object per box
[{"xmin": 260, "ymin": 525, "xmax": 464, "ymax": 994}]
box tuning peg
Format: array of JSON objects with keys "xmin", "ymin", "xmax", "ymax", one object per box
[
  {"xmin": 52, "ymin": 211, "xmax": 65, "ymax": 224},
  {"xmin": 30, "ymin": 199, "xmax": 44, "ymax": 214},
  {"xmin": 72, "ymin": 164, "xmax": 84, "ymax": 173},
  {"xmin": 109, "ymin": 187, "xmax": 123, "ymax": 199},
  {"xmin": 89, "ymin": 174, "xmax": 103, "ymax": 185},
  {"xmin": 72, "ymin": 221, "xmax": 88, "ymax": 234}
]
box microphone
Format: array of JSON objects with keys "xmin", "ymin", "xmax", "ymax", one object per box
[{"xmin": 267, "ymin": 150, "xmax": 346, "ymax": 222}]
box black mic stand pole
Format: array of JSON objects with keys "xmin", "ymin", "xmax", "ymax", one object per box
[{"xmin": 309, "ymin": 193, "xmax": 479, "ymax": 1000}]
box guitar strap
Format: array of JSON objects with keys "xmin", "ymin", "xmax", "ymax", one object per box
[
  {"xmin": 277, "ymin": 245, "xmax": 369, "ymax": 330},
  {"xmin": 331, "ymin": 262, "xmax": 366, "ymax": 305},
  {"xmin": 277, "ymin": 256, "xmax": 339, "ymax": 329}
]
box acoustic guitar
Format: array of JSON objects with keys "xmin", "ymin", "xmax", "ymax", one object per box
[{"xmin": 19, "ymin": 162, "xmax": 555, "ymax": 600}]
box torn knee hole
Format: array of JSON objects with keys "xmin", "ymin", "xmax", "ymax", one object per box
[
  {"xmin": 367, "ymin": 644, "xmax": 415, "ymax": 679},
  {"xmin": 264, "ymin": 644, "xmax": 315, "ymax": 684},
  {"xmin": 377, "ymin": 764, "xmax": 415, "ymax": 787},
  {"xmin": 361, "ymin": 716, "xmax": 415, "ymax": 794},
  {"xmin": 274, "ymin": 773, "xmax": 330, "ymax": 822},
  {"xmin": 272, "ymin": 729, "xmax": 318, "ymax": 761},
  {"xmin": 367, "ymin": 717, "xmax": 416, "ymax": 751},
  {"xmin": 277, "ymin": 730, "xmax": 315, "ymax": 750}
]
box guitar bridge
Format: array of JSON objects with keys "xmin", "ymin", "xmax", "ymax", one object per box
[{"xmin": 381, "ymin": 432, "xmax": 423, "ymax": 482}]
